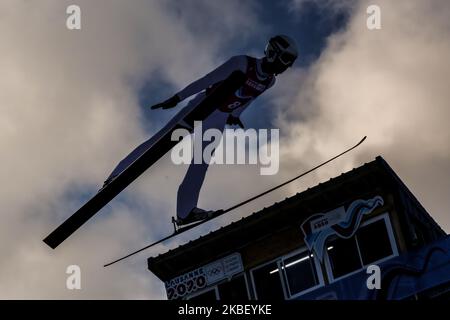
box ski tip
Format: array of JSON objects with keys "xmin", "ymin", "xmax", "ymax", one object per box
[
  {"xmin": 359, "ymin": 136, "xmax": 367, "ymax": 144},
  {"xmin": 104, "ymin": 259, "xmax": 120, "ymax": 267}
]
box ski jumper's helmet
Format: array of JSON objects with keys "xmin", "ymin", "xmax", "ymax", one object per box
[{"xmin": 264, "ymin": 35, "xmax": 298, "ymax": 67}]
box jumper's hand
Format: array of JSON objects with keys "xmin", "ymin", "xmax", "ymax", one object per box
[
  {"xmin": 150, "ymin": 95, "xmax": 181, "ymax": 110},
  {"xmin": 226, "ymin": 114, "xmax": 244, "ymax": 129}
]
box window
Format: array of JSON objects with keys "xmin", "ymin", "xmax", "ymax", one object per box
[
  {"xmin": 282, "ymin": 251, "xmax": 321, "ymax": 297},
  {"xmin": 217, "ymin": 275, "xmax": 249, "ymax": 300},
  {"xmin": 325, "ymin": 213, "xmax": 398, "ymax": 281},
  {"xmin": 357, "ymin": 219, "xmax": 394, "ymax": 265},
  {"xmin": 250, "ymin": 248, "xmax": 324, "ymax": 300},
  {"xmin": 251, "ymin": 261, "xmax": 285, "ymax": 300},
  {"xmin": 327, "ymin": 236, "xmax": 362, "ymax": 279}
]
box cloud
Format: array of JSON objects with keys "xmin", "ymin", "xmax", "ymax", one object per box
[
  {"xmin": 2, "ymin": 0, "xmax": 449, "ymax": 300},
  {"xmin": 271, "ymin": 0, "xmax": 450, "ymax": 231}
]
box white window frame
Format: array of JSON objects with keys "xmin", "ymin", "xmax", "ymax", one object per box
[
  {"xmin": 280, "ymin": 247, "xmax": 325, "ymax": 299},
  {"xmin": 249, "ymin": 256, "xmax": 288, "ymax": 300},
  {"xmin": 324, "ymin": 212, "xmax": 399, "ymax": 283},
  {"xmin": 216, "ymin": 272, "xmax": 252, "ymax": 300},
  {"xmin": 249, "ymin": 246, "xmax": 325, "ymax": 300},
  {"xmin": 242, "ymin": 272, "xmax": 252, "ymax": 300}
]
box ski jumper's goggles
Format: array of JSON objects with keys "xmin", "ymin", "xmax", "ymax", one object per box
[{"xmin": 265, "ymin": 39, "xmax": 297, "ymax": 66}]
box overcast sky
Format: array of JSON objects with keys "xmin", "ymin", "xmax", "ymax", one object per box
[{"xmin": 1, "ymin": 0, "xmax": 449, "ymax": 299}]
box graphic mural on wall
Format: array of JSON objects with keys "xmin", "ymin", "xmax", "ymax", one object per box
[{"xmin": 301, "ymin": 195, "xmax": 385, "ymax": 262}]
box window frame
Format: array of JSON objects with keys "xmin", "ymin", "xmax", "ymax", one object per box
[
  {"xmin": 324, "ymin": 212, "xmax": 399, "ymax": 283},
  {"xmin": 216, "ymin": 272, "xmax": 252, "ymax": 300},
  {"xmin": 280, "ymin": 247, "xmax": 325, "ymax": 299},
  {"xmin": 249, "ymin": 256, "xmax": 289, "ymax": 300},
  {"xmin": 249, "ymin": 246, "xmax": 325, "ymax": 300}
]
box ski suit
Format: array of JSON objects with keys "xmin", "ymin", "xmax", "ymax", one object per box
[{"xmin": 106, "ymin": 55, "xmax": 275, "ymax": 219}]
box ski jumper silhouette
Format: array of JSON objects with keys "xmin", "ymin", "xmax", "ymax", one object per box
[{"xmin": 105, "ymin": 35, "xmax": 298, "ymax": 225}]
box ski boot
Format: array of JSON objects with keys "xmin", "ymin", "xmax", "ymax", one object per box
[{"xmin": 175, "ymin": 207, "xmax": 216, "ymax": 226}]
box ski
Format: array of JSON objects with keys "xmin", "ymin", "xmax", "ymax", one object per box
[
  {"xmin": 43, "ymin": 71, "xmax": 246, "ymax": 249},
  {"xmin": 102, "ymin": 212, "xmax": 223, "ymax": 267},
  {"xmin": 103, "ymin": 136, "xmax": 367, "ymax": 267}
]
